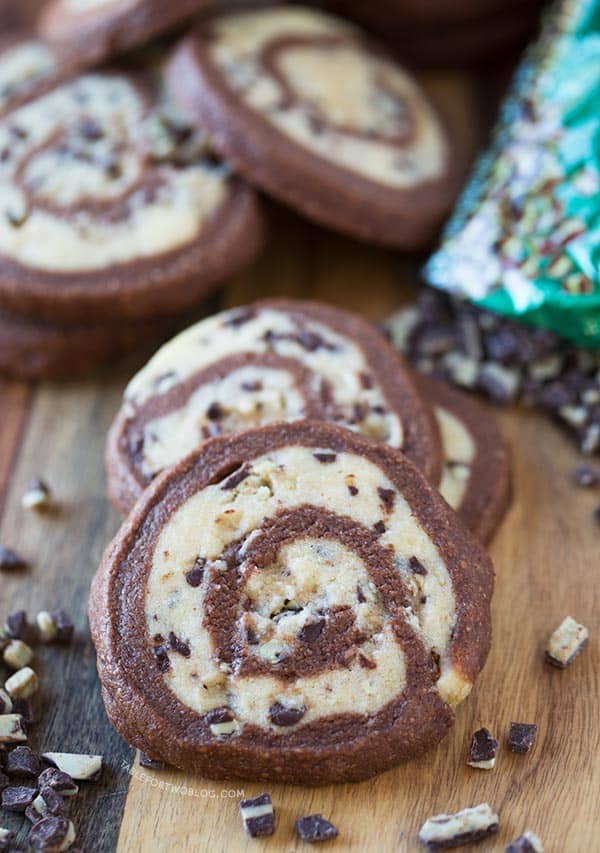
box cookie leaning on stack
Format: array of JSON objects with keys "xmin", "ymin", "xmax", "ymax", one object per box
[
  {"xmin": 90, "ymin": 419, "xmax": 494, "ymax": 784},
  {"xmin": 105, "ymin": 299, "xmax": 442, "ymax": 514}
]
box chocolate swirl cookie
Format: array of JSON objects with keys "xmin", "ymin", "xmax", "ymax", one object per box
[
  {"xmin": 39, "ymin": 0, "xmax": 212, "ymax": 65},
  {"xmin": 105, "ymin": 299, "xmax": 442, "ymax": 514},
  {"xmin": 166, "ymin": 6, "xmax": 463, "ymax": 248},
  {"xmin": 417, "ymin": 373, "xmax": 512, "ymax": 544},
  {"xmin": 0, "ymin": 35, "xmax": 62, "ymax": 119},
  {"xmin": 0, "ymin": 69, "xmax": 264, "ymax": 323},
  {"xmin": 90, "ymin": 420, "xmax": 493, "ymax": 784}
]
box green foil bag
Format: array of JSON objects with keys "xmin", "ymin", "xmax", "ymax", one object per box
[{"xmin": 426, "ymin": 0, "xmax": 600, "ymax": 348}]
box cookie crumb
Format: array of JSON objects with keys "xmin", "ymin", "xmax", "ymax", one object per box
[
  {"xmin": 418, "ymin": 803, "xmax": 499, "ymax": 849},
  {"xmin": 295, "ymin": 813, "xmax": 339, "ymax": 843},
  {"xmin": 467, "ymin": 728, "xmax": 498, "ymax": 770},
  {"xmin": 545, "ymin": 616, "xmax": 588, "ymax": 668},
  {"xmin": 240, "ymin": 793, "xmax": 275, "ymax": 838},
  {"xmin": 508, "ymin": 722, "xmax": 537, "ymax": 754},
  {"xmin": 21, "ymin": 478, "xmax": 52, "ymax": 511}
]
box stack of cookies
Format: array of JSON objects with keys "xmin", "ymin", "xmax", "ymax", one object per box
[
  {"xmin": 0, "ymin": 0, "xmax": 475, "ymax": 379},
  {"xmin": 92, "ymin": 298, "xmax": 511, "ymax": 783}
]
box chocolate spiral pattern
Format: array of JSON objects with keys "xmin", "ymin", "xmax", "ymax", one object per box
[
  {"xmin": 106, "ymin": 300, "xmax": 442, "ymax": 513},
  {"xmin": 91, "ymin": 421, "xmax": 493, "ymax": 784}
]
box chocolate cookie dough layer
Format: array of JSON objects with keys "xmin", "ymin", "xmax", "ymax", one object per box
[
  {"xmin": 0, "ymin": 308, "xmax": 170, "ymax": 380},
  {"xmin": 0, "ymin": 35, "xmax": 62, "ymax": 119},
  {"xmin": 39, "ymin": 0, "xmax": 212, "ymax": 66},
  {"xmin": 91, "ymin": 420, "xmax": 493, "ymax": 783},
  {"xmin": 417, "ymin": 373, "xmax": 511, "ymax": 545},
  {"xmin": 166, "ymin": 6, "xmax": 461, "ymax": 248},
  {"xmin": 106, "ymin": 299, "xmax": 442, "ymax": 514},
  {"xmin": 0, "ymin": 70, "xmax": 264, "ymax": 323}
]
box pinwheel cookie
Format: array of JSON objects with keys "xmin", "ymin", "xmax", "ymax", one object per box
[
  {"xmin": 167, "ymin": 5, "xmax": 463, "ymax": 248},
  {"xmin": 0, "ymin": 69, "xmax": 264, "ymax": 323},
  {"xmin": 417, "ymin": 373, "xmax": 512, "ymax": 544},
  {"xmin": 105, "ymin": 299, "xmax": 442, "ymax": 513},
  {"xmin": 90, "ymin": 420, "xmax": 494, "ymax": 784}
]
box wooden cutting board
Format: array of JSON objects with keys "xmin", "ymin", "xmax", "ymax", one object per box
[{"xmin": 0, "ymin": 68, "xmax": 597, "ymax": 853}]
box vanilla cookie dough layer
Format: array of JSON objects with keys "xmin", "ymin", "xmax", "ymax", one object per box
[
  {"xmin": 206, "ymin": 7, "xmax": 447, "ymax": 189},
  {"xmin": 91, "ymin": 421, "xmax": 493, "ymax": 783},
  {"xmin": 436, "ymin": 406, "xmax": 475, "ymax": 510}
]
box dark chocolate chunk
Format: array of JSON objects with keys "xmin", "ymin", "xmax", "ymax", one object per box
[
  {"xmin": 224, "ymin": 308, "xmax": 256, "ymax": 328},
  {"xmin": 12, "ymin": 698, "xmax": 34, "ymax": 728},
  {"xmin": 0, "ymin": 547, "xmax": 28, "ymax": 572},
  {"xmin": 221, "ymin": 463, "xmax": 251, "ymax": 490},
  {"xmin": 5, "ymin": 611, "xmax": 27, "ymax": 639},
  {"xmin": 409, "ymin": 556, "xmax": 427, "ymax": 575},
  {"xmin": 313, "ymin": 452, "xmax": 337, "ymax": 464},
  {"xmin": 241, "ymin": 380, "xmax": 262, "ymax": 392},
  {"xmin": 139, "ymin": 753, "xmax": 165, "ymax": 770},
  {"xmin": 0, "ymin": 771, "xmax": 8, "ymax": 791},
  {"xmin": 356, "ymin": 585, "xmax": 366, "ymax": 603},
  {"xmin": 168, "ymin": 632, "xmax": 191, "ymax": 658},
  {"xmin": 378, "ymin": 487, "xmax": 396, "ymax": 513},
  {"xmin": 206, "ymin": 402, "xmax": 224, "ymax": 420},
  {"xmin": 373, "ymin": 521, "xmax": 386, "ymax": 534},
  {"xmin": 508, "ymin": 722, "xmax": 537, "ymax": 754},
  {"xmin": 268, "ymin": 702, "xmax": 306, "ymax": 727},
  {"xmin": 572, "ymin": 463, "xmax": 599, "ymax": 488},
  {"xmin": 358, "ymin": 653, "xmax": 376, "ymax": 670},
  {"xmin": 37, "ymin": 786, "xmax": 66, "ymax": 816},
  {"xmin": 50, "ymin": 610, "xmax": 73, "ymax": 644},
  {"xmin": 1, "ymin": 785, "xmax": 37, "ymax": 811},
  {"xmin": 37, "ymin": 768, "xmax": 77, "ymax": 798},
  {"xmin": 360, "ymin": 373, "xmax": 374, "ymax": 389},
  {"xmin": 5, "ymin": 747, "xmax": 40, "ymax": 779},
  {"xmin": 205, "ymin": 707, "xmax": 234, "ymax": 725},
  {"xmin": 185, "ymin": 558, "xmax": 205, "ymax": 587},
  {"xmin": 347, "ymin": 484, "xmax": 359, "ymax": 496},
  {"xmin": 153, "ymin": 642, "xmax": 170, "ymax": 673},
  {"xmin": 298, "ymin": 619, "xmax": 325, "ymax": 643},
  {"xmin": 28, "ymin": 816, "xmax": 73, "ymax": 851},
  {"xmin": 240, "ymin": 793, "xmax": 275, "ymax": 838},
  {"xmin": 468, "ymin": 728, "xmax": 498, "ymax": 769},
  {"xmin": 295, "ymin": 813, "xmax": 339, "ymax": 843}
]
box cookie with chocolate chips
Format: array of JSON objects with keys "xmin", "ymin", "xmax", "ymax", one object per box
[
  {"xmin": 39, "ymin": 0, "xmax": 212, "ymax": 66},
  {"xmin": 105, "ymin": 299, "xmax": 442, "ymax": 514},
  {"xmin": 91, "ymin": 419, "xmax": 493, "ymax": 784},
  {"xmin": 166, "ymin": 5, "xmax": 465, "ymax": 248},
  {"xmin": 0, "ymin": 66, "xmax": 264, "ymax": 323},
  {"xmin": 416, "ymin": 373, "xmax": 512, "ymax": 544}
]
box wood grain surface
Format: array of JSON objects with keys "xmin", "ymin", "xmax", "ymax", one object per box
[{"xmin": 0, "ymin": 22, "xmax": 596, "ymax": 853}]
